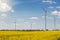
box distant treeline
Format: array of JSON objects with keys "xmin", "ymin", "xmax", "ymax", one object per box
[{"xmin": 0, "ymin": 29, "xmax": 60, "ymax": 31}]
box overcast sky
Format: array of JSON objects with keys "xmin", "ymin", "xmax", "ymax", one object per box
[{"xmin": 0, "ymin": 0, "xmax": 60, "ymax": 30}]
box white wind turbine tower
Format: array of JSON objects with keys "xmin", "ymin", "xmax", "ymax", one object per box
[
  {"xmin": 53, "ymin": 11, "xmax": 57, "ymax": 30},
  {"xmin": 29, "ymin": 17, "xmax": 38, "ymax": 30},
  {"xmin": 54, "ymin": 15, "xmax": 56, "ymax": 30},
  {"xmin": 13, "ymin": 17, "xmax": 17, "ymax": 30},
  {"xmin": 42, "ymin": 8, "xmax": 47, "ymax": 30}
]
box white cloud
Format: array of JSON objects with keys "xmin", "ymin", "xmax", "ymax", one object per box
[
  {"xmin": 0, "ymin": 0, "xmax": 14, "ymax": 12},
  {"xmin": 56, "ymin": 6, "xmax": 60, "ymax": 8},
  {"xmin": 52, "ymin": 10, "xmax": 60, "ymax": 16},
  {"xmin": 24, "ymin": 22, "xmax": 29, "ymax": 24},
  {"xmin": 1, "ymin": 13, "xmax": 7, "ymax": 17},
  {"xmin": 42, "ymin": 16, "xmax": 52, "ymax": 19},
  {"xmin": 29, "ymin": 17, "xmax": 39, "ymax": 20},
  {"xmin": 48, "ymin": 6, "xmax": 60, "ymax": 9},
  {"xmin": 42, "ymin": 0, "xmax": 56, "ymax": 4},
  {"xmin": 11, "ymin": 10, "xmax": 14, "ymax": 12},
  {"xmin": 48, "ymin": 6, "xmax": 54, "ymax": 8}
]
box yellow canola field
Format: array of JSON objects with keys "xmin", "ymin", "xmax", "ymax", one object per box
[{"xmin": 0, "ymin": 31, "xmax": 60, "ymax": 40}]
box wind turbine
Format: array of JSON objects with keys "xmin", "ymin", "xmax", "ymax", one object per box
[
  {"xmin": 30, "ymin": 22, "xmax": 32, "ymax": 30},
  {"xmin": 13, "ymin": 17, "xmax": 17, "ymax": 30},
  {"xmin": 42, "ymin": 8, "xmax": 47, "ymax": 30},
  {"xmin": 54, "ymin": 15, "xmax": 56, "ymax": 30}
]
